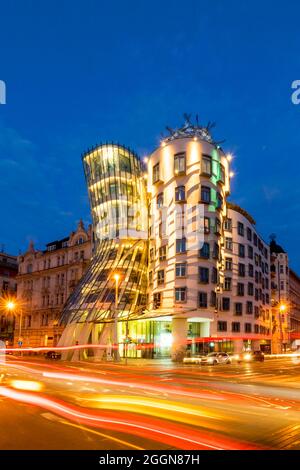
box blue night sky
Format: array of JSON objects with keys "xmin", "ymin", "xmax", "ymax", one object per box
[{"xmin": 0, "ymin": 1, "xmax": 300, "ymax": 269}]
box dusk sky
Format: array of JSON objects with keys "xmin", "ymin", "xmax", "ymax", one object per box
[{"xmin": 1, "ymin": 1, "xmax": 300, "ymax": 269}]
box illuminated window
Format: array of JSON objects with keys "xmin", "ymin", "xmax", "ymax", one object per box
[
  {"xmin": 201, "ymin": 155, "xmax": 212, "ymax": 176},
  {"xmin": 204, "ymin": 217, "xmax": 210, "ymax": 234},
  {"xmin": 174, "ymin": 152, "xmax": 186, "ymax": 175}
]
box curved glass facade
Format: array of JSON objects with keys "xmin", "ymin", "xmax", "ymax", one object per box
[{"xmin": 60, "ymin": 144, "xmax": 148, "ymax": 330}]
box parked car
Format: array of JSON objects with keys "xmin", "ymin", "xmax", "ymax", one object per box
[
  {"xmin": 234, "ymin": 351, "xmax": 265, "ymax": 363},
  {"xmin": 183, "ymin": 352, "xmax": 232, "ymax": 365},
  {"xmin": 44, "ymin": 350, "xmax": 61, "ymax": 360}
]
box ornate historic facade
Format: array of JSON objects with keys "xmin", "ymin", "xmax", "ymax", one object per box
[{"xmin": 15, "ymin": 221, "xmax": 92, "ymax": 347}]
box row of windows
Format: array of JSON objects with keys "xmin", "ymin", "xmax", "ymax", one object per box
[
  {"xmin": 156, "ymin": 186, "xmax": 223, "ymax": 208},
  {"xmin": 225, "ymin": 239, "xmax": 269, "ymax": 270},
  {"xmin": 217, "ymin": 321, "xmax": 269, "ymax": 334},
  {"xmin": 224, "ymin": 218, "xmax": 268, "ymax": 258},
  {"xmin": 225, "ymin": 257, "xmax": 269, "ymax": 275},
  {"xmin": 42, "ymin": 294, "xmax": 64, "ymax": 307},
  {"xmin": 153, "ymin": 152, "xmax": 225, "ymax": 184},
  {"xmin": 152, "ymin": 288, "xmax": 271, "ymax": 312}
]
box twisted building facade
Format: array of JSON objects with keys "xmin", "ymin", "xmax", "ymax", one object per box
[{"xmin": 59, "ymin": 144, "xmax": 148, "ymax": 360}]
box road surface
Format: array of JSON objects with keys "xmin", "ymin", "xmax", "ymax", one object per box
[{"xmin": 1, "ymin": 356, "xmax": 300, "ymax": 449}]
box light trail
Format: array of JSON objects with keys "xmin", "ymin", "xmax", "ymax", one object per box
[{"xmin": 0, "ymin": 386, "xmax": 257, "ymax": 450}]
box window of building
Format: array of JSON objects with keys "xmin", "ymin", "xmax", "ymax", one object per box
[
  {"xmin": 224, "ymin": 218, "xmax": 232, "ymax": 232},
  {"xmin": 153, "ymin": 163, "xmax": 160, "ymax": 183},
  {"xmin": 237, "ymin": 283, "xmax": 244, "ymax": 296},
  {"xmin": 153, "ymin": 292, "xmax": 161, "ymax": 309},
  {"xmin": 248, "ymin": 264, "xmax": 254, "ymax": 277},
  {"xmin": 149, "ymin": 271, "xmax": 153, "ymax": 285},
  {"xmin": 201, "ymin": 155, "xmax": 212, "ymax": 176},
  {"xmin": 198, "ymin": 267, "xmax": 209, "ymax": 284},
  {"xmin": 244, "ymin": 323, "xmax": 251, "ymax": 333},
  {"xmin": 176, "ymin": 238, "xmax": 186, "ymax": 254},
  {"xmin": 157, "ymin": 192, "xmax": 164, "ymax": 209},
  {"xmin": 232, "ymin": 322, "xmax": 240, "ymax": 332},
  {"xmin": 254, "ymin": 324, "xmax": 259, "ymax": 333},
  {"xmin": 246, "ymin": 301, "xmax": 253, "ymax": 314},
  {"xmin": 215, "ymin": 218, "xmax": 221, "ymax": 235},
  {"xmin": 225, "ymin": 238, "xmax": 233, "ymax": 251},
  {"xmin": 222, "ymin": 297, "xmax": 230, "ymax": 311},
  {"xmin": 248, "ymin": 282, "xmax": 254, "ymax": 296},
  {"xmin": 238, "ymin": 244, "xmax": 245, "ymax": 258},
  {"xmin": 224, "ymin": 277, "xmax": 232, "ymax": 291},
  {"xmin": 247, "ymin": 227, "xmax": 252, "ymax": 241},
  {"xmin": 253, "ymin": 233, "xmax": 258, "ymax": 246},
  {"xmin": 248, "ymin": 245, "xmax": 253, "ymax": 259},
  {"xmin": 218, "ymin": 321, "xmax": 227, "ymax": 332},
  {"xmin": 159, "ymin": 245, "xmax": 167, "ymax": 261},
  {"xmin": 210, "ymin": 291, "xmax": 217, "ymax": 307},
  {"xmin": 150, "ymin": 248, "xmax": 154, "ymax": 262},
  {"xmin": 175, "ymin": 287, "xmax": 187, "ymax": 303},
  {"xmin": 238, "ymin": 263, "xmax": 245, "ymax": 277},
  {"xmin": 237, "ymin": 222, "xmax": 244, "ymax": 236},
  {"xmin": 175, "ymin": 185, "xmax": 186, "ymax": 202},
  {"xmin": 217, "ymin": 193, "xmax": 223, "ymax": 210},
  {"xmin": 198, "ymin": 292, "xmax": 208, "ymax": 308},
  {"xmin": 157, "ymin": 270, "xmax": 165, "ymax": 285},
  {"xmin": 280, "ymin": 265, "xmax": 284, "ymax": 274},
  {"xmin": 219, "ymin": 164, "xmax": 225, "ymax": 183},
  {"xmin": 212, "ymin": 243, "xmax": 219, "ymax": 260},
  {"xmin": 175, "ymin": 262, "xmax": 186, "ymax": 278},
  {"xmin": 280, "ymin": 280, "xmax": 285, "ymax": 290},
  {"xmin": 211, "ymin": 267, "xmax": 218, "ymax": 284},
  {"xmin": 199, "ymin": 242, "xmax": 210, "ymax": 259},
  {"xmin": 204, "ymin": 217, "xmax": 210, "ymax": 234},
  {"xmin": 225, "ymin": 257, "xmax": 232, "ymax": 270},
  {"xmin": 174, "ymin": 152, "xmax": 186, "ymax": 175},
  {"xmin": 235, "ymin": 303, "xmax": 243, "ymax": 316},
  {"xmin": 201, "ymin": 186, "xmax": 211, "ymax": 204}
]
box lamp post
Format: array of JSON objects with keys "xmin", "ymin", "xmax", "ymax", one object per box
[
  {"xmin": 113, "ymin": 274, "xmax": 121, "ymax": 362},
  {"xmin": 279, "ymin": 303, "xmax": 287, "ymax": 354},
  {"xmin": 6, "ymin": 300, "xmax": 23, "ymax": 351}
]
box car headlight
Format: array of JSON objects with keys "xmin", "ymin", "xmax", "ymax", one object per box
[
  {"xmin": 244, "ymin": 353, "xmax": 252, "ymax": 361},
  {"xmin": 235, "ymin": 354, "xmax": 240, "ymax": 360}
]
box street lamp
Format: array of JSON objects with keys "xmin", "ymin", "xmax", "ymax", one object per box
[
  {"xmin": 112, "ymin": 273, "xmax": 121, "ymax": 362},
  {"xmin": 5, "ymin": 299, "xmax": 23, "ymax": 348},
  {"xmin": 279, "ymin": 303, "xmax": 287, "ymax": 354}
]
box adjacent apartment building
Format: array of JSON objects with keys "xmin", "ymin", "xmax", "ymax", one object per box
[
  {"xmin": 0, "ymin": 251, "xmax": 18, "ymax": 344},
  {"xmin": 15, "ymin": 221, "xmax": 92, "ymax": 347}
]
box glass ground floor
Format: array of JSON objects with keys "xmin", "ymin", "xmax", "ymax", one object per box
[{"xmin": 115, "ymin": 316, "xmax": 271, "ymax": 358}]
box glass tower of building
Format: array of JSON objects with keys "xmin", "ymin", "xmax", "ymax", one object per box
[{"xmin": 59, "ymin": 143, "xmax": 148, "ymax": 360}]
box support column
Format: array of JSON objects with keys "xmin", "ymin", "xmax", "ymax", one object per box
[{"xmin": 171, "ymin": 317, "xmax": 188, "ymax": 362}]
